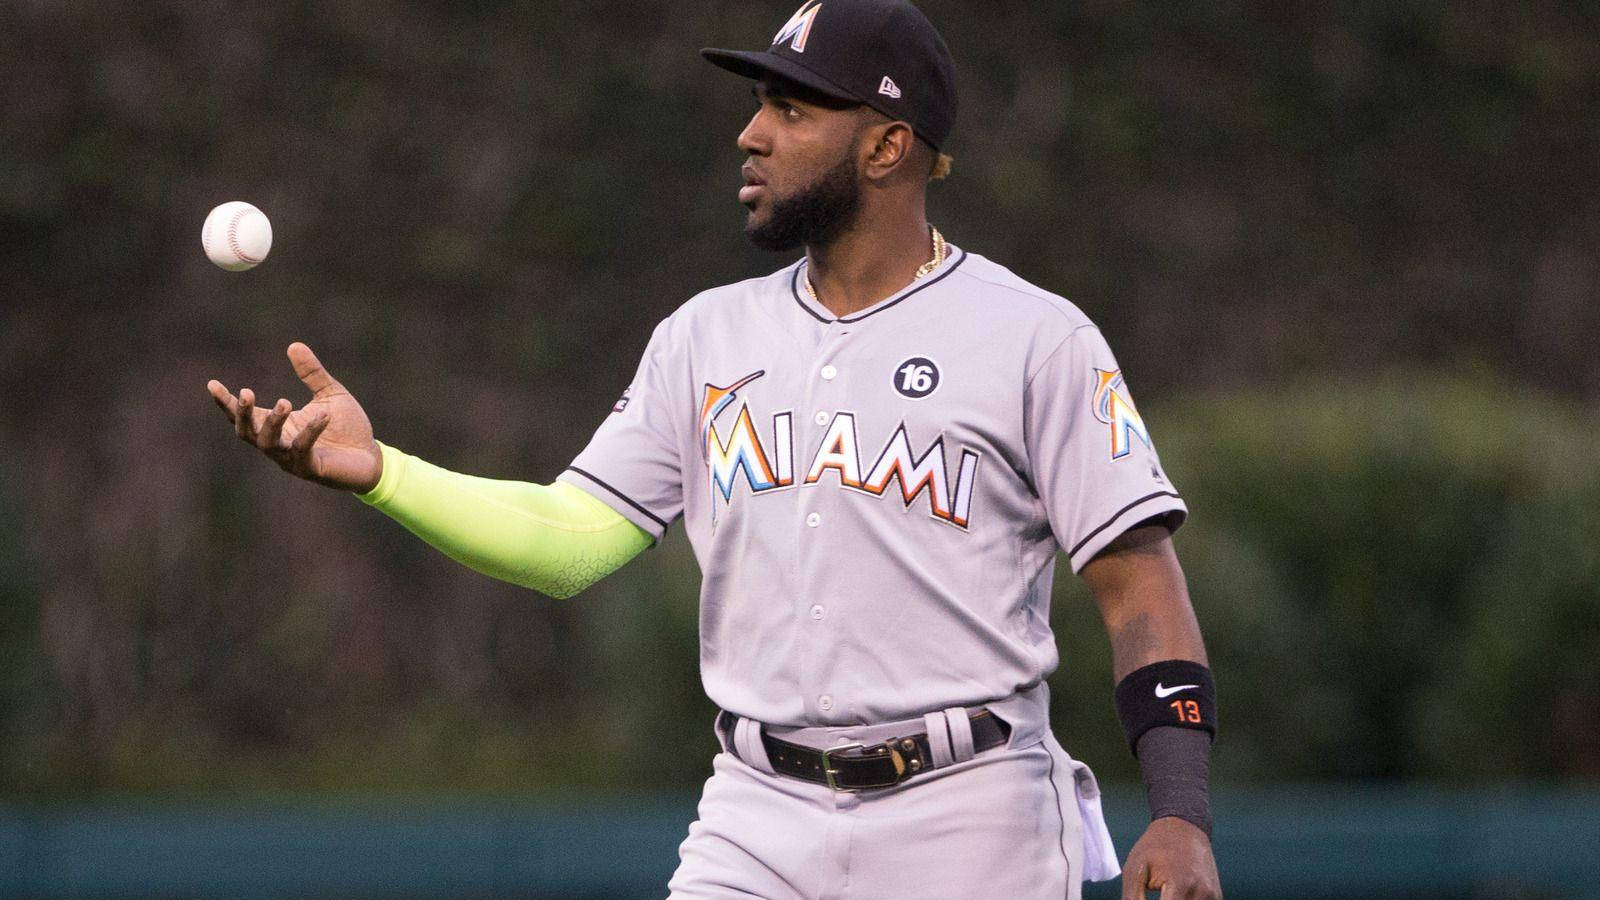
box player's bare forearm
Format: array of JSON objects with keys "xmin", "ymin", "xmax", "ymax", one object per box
[
  {"xmin": 1084, "ymin": 524, "xmax": 1223, "ymax": 899},
  {"xmin": 1081, "ymin": 524, "xmax": 1208, "ymax": 680}
]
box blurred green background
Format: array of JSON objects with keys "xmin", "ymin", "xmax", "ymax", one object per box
[{"xmin": 2, "ymin": 0, "xmax": 1598, "ymax": 896}]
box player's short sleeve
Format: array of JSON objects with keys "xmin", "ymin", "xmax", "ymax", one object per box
[
  {"xmin": 1024, "ymin": 325, "xmax": 1187, "ymax": 572},
  {"xmin": 557, "ymin": 319, "xmax": 684, "ymax": 542}
]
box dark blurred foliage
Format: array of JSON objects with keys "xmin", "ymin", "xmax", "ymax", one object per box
[
  {"xmin": 0, "ymin": 1, "xmax": 1596, "ymax": 797},
  {"xmin": 1053, "ymin": 377, "xmax": 1600, "ymax": 784}
]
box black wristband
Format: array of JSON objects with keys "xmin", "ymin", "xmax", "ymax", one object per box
[{"xmin": 1113, "ymin": 659, "xmax": 1217, "ymax": 755}]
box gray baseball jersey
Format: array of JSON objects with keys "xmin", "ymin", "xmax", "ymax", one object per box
[{"xmin": 558, "ymin": 245, "xmax": 1186, "ymax": 729}]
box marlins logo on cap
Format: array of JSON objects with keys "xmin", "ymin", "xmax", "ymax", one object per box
[{"xmin": 773, "ymin": 1, "xmax": 823, "ymax": 52}]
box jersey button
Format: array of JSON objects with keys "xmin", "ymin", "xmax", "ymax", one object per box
[
  {"xmin": 810, "ymin": 604, "xmax": 825, "ymax": 620},
  {"xmin": 818, "ymin": 695, "xmax": 834, "ymax": 711},
  {"xmin": 814, "ymin": 411, "xmax": 829, "ymax": 426},
  {"xmin": 806, "ymin": 512, "xmax": 822, "ymax": 528},
  {"xmin": 820, "ymin": 365, "xmax": 838, "ymax": 381}
]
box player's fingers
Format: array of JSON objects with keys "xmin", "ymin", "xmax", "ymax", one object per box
[
  {"xmin": 207, "ymin": 380, "xmax": 239, "ymax": 422},
  {"xmin": 259, "ymin": 398, "xmax": 292, "ymax": 451},
  {"xmin": 290, "ymin": 412, "xmax": 331, "ymax": 457},
  {"xmin": 235, "ymin": 388, "xmax": 258, "ymax": 442},
  {"xmin": 1122, "ymin": 860, "xmax": 1150, "ymax": 900},
  {"xmin": 1157, "ymin": 876, "xmax": 1198, "ymax": 900},
  {"xmin": 287, "ymin": 342, "xmax": 345, "ymax": 396}
]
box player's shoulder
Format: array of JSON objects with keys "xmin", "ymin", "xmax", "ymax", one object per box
[
  {"xmin": 948, "ymin": 251, "xmax": 1098, "ymax": 334},
  {"xmin": 651, "ymin": 259, "xmax": 803, "ymax": 336},
  {"xmin": 678, "ymin": 260, "xmax": 801, "ymax": 316}
]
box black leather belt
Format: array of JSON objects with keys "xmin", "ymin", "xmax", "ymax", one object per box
[{"xmin": 722, "ymin": 710, "xmax": 1011, "ymax": 792}]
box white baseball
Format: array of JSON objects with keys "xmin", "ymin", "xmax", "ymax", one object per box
[{"xmin": 201, "ymin": 201, "xmax": 273, "ymax": 271}]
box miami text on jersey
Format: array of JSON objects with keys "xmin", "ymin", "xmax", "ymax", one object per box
[
  {"xmin": 700, "ymin": 371, "xmax": 980, "ymax": 529},
  {"xmin": 1092, "ymin": 368, "xmax": 1152, "ymax": 460}
]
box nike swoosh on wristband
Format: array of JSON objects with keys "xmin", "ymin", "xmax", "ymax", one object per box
[{"xmin": 1154, "ymin": 682, "xmax": 1199, "ymax": 698}]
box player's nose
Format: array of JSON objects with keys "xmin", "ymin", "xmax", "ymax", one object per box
[{"xmin": 737, "ymin": 109, "xmax": 770, "ymax": 156}]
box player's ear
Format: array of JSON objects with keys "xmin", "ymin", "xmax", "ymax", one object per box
[{"xmin": 862, "ymin": 121, "xmax": 916, "ymax": 181}]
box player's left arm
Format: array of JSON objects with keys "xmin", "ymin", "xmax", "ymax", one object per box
[{"xmin": 1082, "ymin": 523, "xmax": 1222, "ymax": 900}]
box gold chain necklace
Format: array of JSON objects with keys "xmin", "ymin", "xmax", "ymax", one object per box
[{"xmin": 804, "ymin": 226, "xmax": 946, "ymax": 302}]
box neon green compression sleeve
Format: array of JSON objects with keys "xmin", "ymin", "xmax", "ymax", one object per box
[{"xmin": 357, "ymin": 442, "xmax": 652, "ymax": 599}]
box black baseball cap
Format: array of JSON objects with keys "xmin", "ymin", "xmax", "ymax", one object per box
[{"xmin": 701, "ymin": 0, "xmax": 958, "ymax": 150}]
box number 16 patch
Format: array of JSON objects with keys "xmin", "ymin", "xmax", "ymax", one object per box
[{"xmin": 893, "ymin": 356, "xmax": 941, "ymax": 399}]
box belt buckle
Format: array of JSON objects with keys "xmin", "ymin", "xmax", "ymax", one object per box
[{"xmin": 820, "ymin": 739, "xmax": 910, "ymax": 792}]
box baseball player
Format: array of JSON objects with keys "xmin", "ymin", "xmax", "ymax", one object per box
[{"xmin": 207, "ymin": 2, "xmax": 1221, "ymax": 897}]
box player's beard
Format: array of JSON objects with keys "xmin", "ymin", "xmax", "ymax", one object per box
[{"xmin": 745, "ymin": 149, "xmax": 863, "ymax": 253}]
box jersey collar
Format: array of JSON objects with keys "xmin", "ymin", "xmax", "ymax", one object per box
[{"xmin": 789, "ymin": 246, "xmax": 968, "ymax": 324}]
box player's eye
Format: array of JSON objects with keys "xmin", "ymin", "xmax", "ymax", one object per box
[{"xmin": 751, "ymin": 87, "xmax": 802, "ymax": 121}]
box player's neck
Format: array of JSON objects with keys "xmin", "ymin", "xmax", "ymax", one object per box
[{"xmin": 805, "ymin": 208, "xmax": 936, "ymax": 318}]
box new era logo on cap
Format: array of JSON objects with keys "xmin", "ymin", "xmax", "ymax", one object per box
[{"xmin": 878, "ymin": 76, "xmax": 902, "ymax": 98}]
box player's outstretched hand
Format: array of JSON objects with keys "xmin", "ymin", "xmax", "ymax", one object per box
[
  {"xmin": 1121, "ymin": 816, "xmax": 1221, "ymax": 900},
  {"xmin": 207, "ymin": 342, "xmax": 382, "ymax": 493}
]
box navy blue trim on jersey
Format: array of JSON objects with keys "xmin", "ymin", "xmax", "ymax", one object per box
[
  {"xmin": 790, "ymin": 249, "xmax": 969, "ymax": 323},
  {"xmin": 564, "ymin": 466, "xmax": 671, "ymax": 531},
  {"xmin": 1068, "ymin": 490, "xmax": 1184, "ymax": 560},
  {"xmin": 790, "ymin": 265, "xmax": 832, "ymax": 324}
]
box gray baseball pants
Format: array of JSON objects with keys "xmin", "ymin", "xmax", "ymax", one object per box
[{"xmin": 667, "ymin": 711, "xmax": 1118, "ymax": 899}]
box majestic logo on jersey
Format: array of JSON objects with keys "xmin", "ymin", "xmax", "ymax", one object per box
[
  {"xmin": 893, "ymin": 356, "xmax": 940, "ymax": 399},
  {"xmin": 700, "ymin": 370, "xmax": 979, "ymax": 529},
  {"xmin": 612, "ymin": 386, "xmax": 632, "ymax": 413},
  {"xmin": 1092, "ymin": 368, "xmax": 1152, "ymax": 460},
  {"xmin": 773, "ymin": 2, "xmax": 822, "ymax": 52}
]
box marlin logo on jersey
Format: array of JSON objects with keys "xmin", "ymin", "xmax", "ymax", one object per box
[
  {"xmin": 701, "ymin": 371, "xmax": 791, "ymax": 518},
  {"xmin": 1092, "ymin": 368, "xmax": 1152, "ymax": 459},
  {"xmin": 773, "ymin": 1, "xmax": 822, "ymax": 52},
  {"xmin": 700, "ymin": 370, "xmax": 980, "ymax": 529}
]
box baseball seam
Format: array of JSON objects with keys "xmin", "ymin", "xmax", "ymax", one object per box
[{"xmin": 226, "ymin": 208, "xmax": 262, "ymax": 264}]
